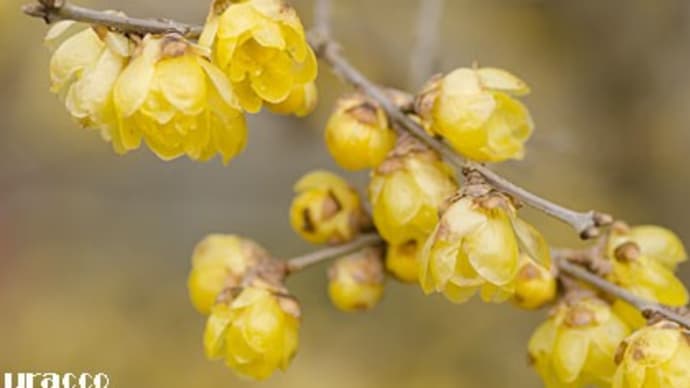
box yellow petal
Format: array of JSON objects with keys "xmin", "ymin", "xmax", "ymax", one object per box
[
  {"xmin": 476, "ymin": 67, "xmax": 530, "ymax": 95},
  {"xmin": 465, "ymin": 211, "xmax": 519, "ymax": 286},
  {"xmin": 512, "ymin": 216, "xmax": 551, "ymax": 267},
  {"xmin": 553, "ymin": 329, "xmax": 590, "ymax": 383},
  {"xmin": 113, "ymin": 38, "xmax": 159, "ymax": 117},
  {"xmin": 49, "ymin": 28, "xmax": 104, "ymax": 92},
  {"xmin": 156, "ymin": 55, "xmax": 207, "ymax": 115}
]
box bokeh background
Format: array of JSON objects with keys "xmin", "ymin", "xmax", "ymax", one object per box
[{"xmin": 1, "ymin": 0, "xmax": 690, "ymax": 386}]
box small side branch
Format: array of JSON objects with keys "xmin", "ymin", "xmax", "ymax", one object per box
[
  {"xmin": 554, "ymin": 252, "xmax": 690, "ymax": 328},
  {"xmin": 286, "ymin": 234, "xmax": 383, "ymax": 273}
]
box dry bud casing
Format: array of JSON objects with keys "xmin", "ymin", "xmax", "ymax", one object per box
[
  {"xmin": 416, "ymin": 67, "xmax": 533, "ymax": 162},
  {"xmin": 188, "ymin": 234, "xmax": 271, "ymax": 314},
  {"xmin": 528, "ymin": 296, "xmax": 631, "ymax": 387},
  {"xmin": 204, "ymin": 287, "xmax": 300, "ymax": 380},
  {"xmin": 420, "ymin": 193, "xmax": 551, "ymax": 304},
  {"xmin": 613, "ymin": 320, "xmax": 690, "ymax": 388},
  {"xmin": 325, "ymin": 94, "xmax": 396, "ymax": 170},
  {"xmin": 328, "ymin": 247, "xmax": 385, "ymax": 312},
  {"xmin": 289, "ymin": 170, "xmax": 369, "ymax": 245},
  {"xmin": 369, "ymin": 137, "xmax": 457, "ymax": 245},
  {"xmin": 199, "ymin": 0, "xmax": 317, "ymax": 113}
]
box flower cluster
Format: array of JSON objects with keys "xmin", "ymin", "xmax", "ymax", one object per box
[
  {"xmin": 46, "ymin": 0, "xmax": 317, "ymax": 162},
  {"xmin": 187, "ymin": 234, "xmax": 302, "ymax": 380},
  {"xmin": 526, "ymin": 223, "xmax": 690, "ymax": 387}
]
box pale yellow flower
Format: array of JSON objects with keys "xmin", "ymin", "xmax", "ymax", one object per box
[
  {"xmin": 188, "ymin": 234, "xmax": 270, "ymax": 315},
  {"xmin": 528, "ymin": 296, "xmax": 631, "ymax": 387},
  {"xmin": 325, "ymin": 94, "xmax": 396, "ymax": 170},
  {"xmin": 420, "ymin": 194, "xmax": 550, "ymax": 304},
  {"xmin": 204, "ymin": 287, "xmax": 300, "ymax": 380},
  {"xmin": 613, "ymin": 320, "xmax": 690, "ymax": 388},
  {"xmin": 289, "ymin": 170, "xmax": 368, "ymax": 245},
  {"xmin": 112, "ymin": 34, "xmax": 247, "ymax": 162},
  {"xmin": 199, "ymin": 0, "xmax": 317, "ymax": 113},
  {"xmin": 417, "ymin": 67, "xmax": 533, "ymax": 162},
  {"xmin": 328, "ymin": 247, "xmax": 385, "ymax": 312}
]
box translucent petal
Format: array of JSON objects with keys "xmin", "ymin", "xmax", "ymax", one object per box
[
  {"xmin": 232, "ymin": 79, "xmax": 263, "ymax": 113},
  {"xmin": 156, "ymin": 55, "xmax": 207, "ymax": 115},
  {"xmin": 217, "ymin": 3, "xmax": 262, "ymax": 39},
  {"xmin": 249, "ymin": 51, "xmax": 295, "ymax": 103},
  {"xmin": 203, "ymin": 304, "xmax": 232, "ymax": 359},
  {"xmin": 553, "ymin": 330, "xmax": 590, "ymax": 383},
  {"xmin": 466, "ymin": 211, "xmax": 520, "ymax": 286},
  {"xmin": 198, "ymin": 57, "xmax": 241, "ymax": 110},
  {"xmin": 476, "ymin": 67, "xmax": 530, "ymax": 95},
  {"xmin": 252, "ymin": 20, "xmax": 286, "ymax": 50},
  {"xmin": 49, "ymin": 28, "xmax": 103, "ymax": 92},
  {"xmin": 512, "ymin": 216, "xmax": 551, "ymax": 267},
  {"xmin": 113, "ymin": 38, "xmax": 159, "ymax": 117},
  {"xmin": 44, "ymin": 20, "xmax": 77, "ymax": 43}
]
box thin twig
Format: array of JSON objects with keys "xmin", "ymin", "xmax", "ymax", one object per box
[
  {"xmin": 409, "ymin": 0, "xmax": 445, "ymax": 88},
  {"xmin": 286, "ymin": 233, "xmax": 383, "ymax": 273},
  {"xmin": 22, "ymin": 2, "xmax": 202, "ymax": 37},
  {"xmin": 554, "ymin": 253, "xmax": 690, "ymax": 328},
  {"xmin": 21, "ymin": 0, "xmax": 611, "ymax": 237}
]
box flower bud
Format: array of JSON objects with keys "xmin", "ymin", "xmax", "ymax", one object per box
[
  {"xmin": 325, "ymin": 94, "xmax": 396, "ymax": 170},
  {"xmin": 266, "ymin": 82, "xmax": 318, "ymax": 117},
  {"xmin": 46, "ymin": 21, "xmax": 132, "ymax": 133},
  {"xmin": 608, "ymin": 224, "xmax": 687, "ymax": 271},
  {"xmin": 369, "ymin": 136, "xmax": 457, "ymax": 244},
  {"xmin": 420, "ymin": 193, "xmax": 550, "ymax": 304},
  {"xmin": 386, "ymin": 240, "xmax": 422, "ymax": 283},
  {"xmin": 613, "ymin": 320, "xmax": 690, "ymax": 388},
  {"xmin": 416, "ymin": 67, "xmax": 533, "ymax": 162},
  {"xmin": 199, "ymin": 0, "xmax": 317, "ymax": 112},
  {"xmin": 512, "ymin": 254, "xmax": 557, "ymax": 310},
  {"xmin": 606, "ymin": 253, "xmax": 688, "ymax": 328},
  {"xmin": 112, "ymin": 34, "xmax": 247, "ymax": 162},
  {"xmin": 290, "ymin": 170, "xmax": 369, "ymax": 245},
  {"xmin": 328, "ymin": 247, "xmax": 385, "ymax": 312},
  {"xmin": 203, "ymin": 287, "xmax": 300, "ymax": 380},
  {"xmin": 188, "ymin": 235, "xmax": 270, "ymax": 315},
  {"xmin": 528, "ymin": 296, "xmax": 631, "ymax": 387}
]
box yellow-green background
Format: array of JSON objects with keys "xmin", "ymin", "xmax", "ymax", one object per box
[{"xmin": 1, "ymin": 0, "xmax": 689, "ymax": 386}]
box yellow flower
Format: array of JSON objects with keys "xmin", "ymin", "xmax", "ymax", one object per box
[
  {"xmin": 266, "ymin": 82, "xmax": 318, "ymax": 117},
  {"xmin": 289, "ymin": 170, "xmax": 368, "ymax": 245},
  {"xmin": 528, "ymin": 296, "xmax": 631, "ymax": 388},
  {"xmin": 199, "ymin": 0, "xmax": 317, "ymax": 113},
  {"xmin": 420, "ymin": 193, "xmax": 551, "ymax": 304},
  {"xmin": 204, "ymin": 287, "xmax": 300, "ymax": 380},
  {"xmin": 512, "ymin": 254, "xmax": 557, "ymax": 310},
  {"xmin": 606, "ymin": 252, "xmax": 688, "ymax": 329},
  {"xmin": 607, "ymin": 224, "xmax": 687, "ymax": 271},
  {"xmin": 325, "ymin": 94, "xmax": 396, "ymax": 170},
  {"xmin": 369, "ymin": 136, "xmax": 457, "ymax": 244},
  {"xmin": 416, "ymin": 67, "xmax": 533, "ymax": 162},
  {"xmin": 386, "ymin": 240, "xmax": 422, "ymax": 283},
  {"xmin": 613, "ymin": 320, "xmax": 690, "ymax": 388},
  {"xmin": 46, "ymin": 21, "xmax": 132, "ymax": 133},
  {"xmin": 328, "ymin": 247, "xmax": 385, "ymax": 312},
  {"xmin": 188, "ymin": 234, "xmax": 270, "ymax": 315},
  {"xmin": 112, "ymin": 34, "xmax": 247, "ymax": 162}
]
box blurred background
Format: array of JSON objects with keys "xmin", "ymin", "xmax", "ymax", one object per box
[{"xmin": 1, "ymin": 0, "xmax": 690, "ymax": 386}]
